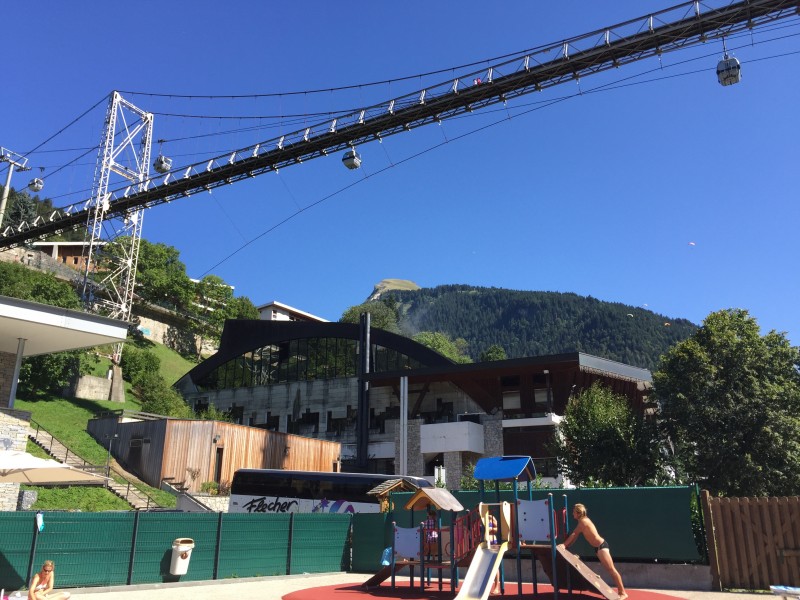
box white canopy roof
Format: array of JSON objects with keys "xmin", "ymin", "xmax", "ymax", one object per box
[{"xmin": 0, "ymin": 295, "xmax": 128, "ymax": 357}]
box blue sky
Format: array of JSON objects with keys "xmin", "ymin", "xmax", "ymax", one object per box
[{"xmin": 3, "ymin": 2, "xmax": 799, "ymax": 346}]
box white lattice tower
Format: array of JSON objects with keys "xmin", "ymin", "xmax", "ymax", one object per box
[{"xmin": 81, "ymin": 91, "xmax": 153, "ymax": 362}]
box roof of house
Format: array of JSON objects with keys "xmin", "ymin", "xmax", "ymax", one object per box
[{"xmin": 256, "ymin": 300, "xmax": 328, "ymax": 322}]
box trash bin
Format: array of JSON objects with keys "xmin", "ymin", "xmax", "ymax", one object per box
[{"xmin": 169, "ymin": 538, "xmax": 195, "ymax": 575}]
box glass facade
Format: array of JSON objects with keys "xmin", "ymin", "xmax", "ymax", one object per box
[{"xmin": 195, "ymin": 337, "xmax": 426, "ymax": 391}]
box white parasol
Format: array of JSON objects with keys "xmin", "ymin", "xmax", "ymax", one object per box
[{"xmin": 0, "ymin": 450, "xmax": 108, "ymax": 485}]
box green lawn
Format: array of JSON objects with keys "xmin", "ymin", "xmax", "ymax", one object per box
[{"xmin": 14, "ymin": 340, "xmax": 194, "ymax": 511}]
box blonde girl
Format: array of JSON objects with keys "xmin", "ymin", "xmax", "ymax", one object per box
[{"xmin": 28, "ymin": 561, "xmax": 71, "ymax": 600}]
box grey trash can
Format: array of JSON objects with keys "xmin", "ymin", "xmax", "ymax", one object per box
[{"xmin": 169, "ymin": 538, "xmax": 195, "ymax": 575}]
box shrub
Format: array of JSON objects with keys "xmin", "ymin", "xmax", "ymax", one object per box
[{"xmin": 121, "ymin": 345, "xmax": 161, "ymax": 386}]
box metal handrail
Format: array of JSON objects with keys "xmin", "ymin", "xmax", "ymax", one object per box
[{"xmin": 28, "ymin": 419, "xmax": 158, "ymax": 509}]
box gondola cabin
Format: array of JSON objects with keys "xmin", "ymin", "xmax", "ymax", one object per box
[
  {"xmin": 342, "ymin": 148, "xmax": 361, "ymax": 170},
  {"xmin": 28, "ymin": 178, "xmax": 44, "ymax": 193},
  {"xmin": 716, "ymin": 55, "xmax": 741, "ymax": 86},
  {"xmin": 153, "ymin": 155, "xmax": 173, "ymax": 173}
]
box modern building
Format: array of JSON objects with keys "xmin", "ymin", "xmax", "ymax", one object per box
[{"xmin": 175, "ymin": 319, "xmax": 651, "ymax": 489}]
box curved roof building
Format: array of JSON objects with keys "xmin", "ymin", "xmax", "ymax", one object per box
[{"xmin": 176, "ymin": 319, "xmax": 651, "ymax": 487}]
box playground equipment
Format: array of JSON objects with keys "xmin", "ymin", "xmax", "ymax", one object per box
[
  {"xmin": 474, "ymin": 455, "xmax": 621, "ymax": 600},
  {"xmin": 452, "ymin": 501, "xmax": 511, "ymax": 600},
  {"xmin": 363, "ymin": 486, "xmax": 466, "ymax": 591},
  {"xmin": 365, "ymin": 455, "xmax": 621, "ymax": 599}
]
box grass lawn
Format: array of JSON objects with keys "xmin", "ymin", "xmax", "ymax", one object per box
[{"xmin": 13, "ymin": 339, "xmax": 195, "ymax": 510}]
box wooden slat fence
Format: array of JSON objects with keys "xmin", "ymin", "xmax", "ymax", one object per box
[{"xmin": 701, "ymin": 490, "xmax": 800, "ymax": 590}]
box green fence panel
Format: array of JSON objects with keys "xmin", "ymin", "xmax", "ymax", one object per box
[
  {"xmin": 351, "ymin": 513, "xmax": 389, "ymax": 573},
  {"xmin": 558, "ymin": 486, "xmax": 701, "ymax": 561},
  {"xmin": 390, "ymin": 486, "xmax": 701, "ymax": 562},
  {"xmin": 217, "ymin": 513, "xmax": 290, "ymax": 578},
  {"xmin": 30, "ymin": 512, "xmax": 135, "ymax": 587},
  {"xmin": 131, "ymin": 512, "xmax": 220, "ymax": 584},
  {"xmin": 0, "ymin": 512, "xmax": 37, "ymax": 590},
  {"xmin": 289, "ymin": 514, "xmax": 351, "ymax": 574}
]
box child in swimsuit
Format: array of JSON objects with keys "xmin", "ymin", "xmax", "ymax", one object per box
[
  {"xmin": 560, "ymin": 503, "xmax": 627, "ymax": 600},
  {"xmin": 28, "ymin": 560, "xmax": 71, "ymax": 600}
]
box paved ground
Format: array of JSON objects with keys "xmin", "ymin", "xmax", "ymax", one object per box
[{"xmin": 64, "ymin": 573, "xmax": 772, "ymax": 600}]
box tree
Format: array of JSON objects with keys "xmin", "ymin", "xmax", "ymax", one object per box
[
  {"xmin": 479, "ymin": 344, "xmax": 507, "ymax": 362},
  {"xmin": 0, "ymin": 261, "xmax": 82, "ymax": 309},
  {"xmin": 340, "ymin": 301, "xmax": 399, "ymax": 333},
  {"xmin": 134, "ymin": 371, "xmax": 193, "ymax": 418},
  {"xmin": 551, "ymin": 383, "xmax": 662, "ymax": 486},
  {"xmin": 0, "ymin": 261, "xmax": 93, "ymax": 396},
  {"xmin": 225, "ymin": 295, "xmax": 260, "ymax": 321},
  {"xmin": 135, "ymin": 239, "xmax": 195, "ymax": 311},
  {"xmin": 412, "ymin": 332, "xmax": 472, "ymax": 364},
  {"xmin": 5, "ymin": 190, "xmax": 37, "ymax": 229},
  {"xmin": 653, "ymin": 309, "xmax": 800, "ymax": 496},
  {"xmin": 120, "ymin": 344, "xmax": 161, "ymax": 385},
  {"xmin": 192, "ymin": 275, "xmax": 236, "ymax": 357}
]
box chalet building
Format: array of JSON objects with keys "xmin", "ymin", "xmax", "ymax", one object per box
[
  {"xmin": 31, "ymin": 241, "xmax": 100, "ymax": 272},
  {"xmin": 175, "ymin": 320, "xmax": 651, "ymax": 489}
]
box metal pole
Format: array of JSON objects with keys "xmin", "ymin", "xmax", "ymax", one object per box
[
  {"xmin": 8, "ymin": 338, "xmax": 25, "ymax": 409},
  {"xmin": 105, "ymin": 434, "xmax": 118, "ymax": 477},
  {"xmin": 0, "ymin": 164, "xmax": 13, "ymax": 228},
  {"xmin": 127, "ymin": 510, "xmax": 140, "ymax": 585},
  {"xmin": 356, "ymin": 312, "xmax": 371, "ymax": 470},
  {"xmin": 400, "ymin": 376, "xmax": 408, "ymax": 476}
]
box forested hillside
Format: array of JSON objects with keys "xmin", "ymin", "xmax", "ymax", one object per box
[{"xmin": 387, "ymin": 284, "xmax": 696, "ymax": 370}]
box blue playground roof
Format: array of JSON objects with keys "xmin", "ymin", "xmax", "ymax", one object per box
[{"xmin": 473, "ymin": 456, "xmax": 537, "ymax": 482}]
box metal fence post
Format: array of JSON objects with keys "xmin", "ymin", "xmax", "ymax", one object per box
[
  {"xmin": 286, "ymin": 513, "xmax": 294, "ymax": 575},
  {"xmin": 213, "ymin": 512, "xmax": 223, "ymax": 580},
  {"xmin": 127, "ymin": 510, "xmax": 140, "ymax": 585}
]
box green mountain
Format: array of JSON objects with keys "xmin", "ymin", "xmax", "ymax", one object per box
[{"xmin": 377, "ymin": 282, "xmax": 696, "ymax": 370}]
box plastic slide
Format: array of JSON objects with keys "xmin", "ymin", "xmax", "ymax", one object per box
[{"xmin": 453, "ymin": 541, "xmax": 508, "ymax": 600}]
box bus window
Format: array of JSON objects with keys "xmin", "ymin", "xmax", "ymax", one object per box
[{"xmin": 229, "ymin": 469, "xmax": 432, "ymax": 515}]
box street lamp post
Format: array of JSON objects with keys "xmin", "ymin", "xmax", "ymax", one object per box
[{"xmin": 105, "ymin": 433, "xmax": 119, "ymax": 477}]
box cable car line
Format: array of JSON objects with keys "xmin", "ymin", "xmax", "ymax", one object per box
[
  {"xmin": 1, "ymin": 0, "xmax": 798, "ymax": 249},
  {"xmin": 202, "ymin": 80, "xmax": 580, "ymax": 275},
  {"xmin": 15, "ymin": 34, "xmax": 800, "ymax": 207},
  {"xmin": 23, "ymin": 24, "xmax": 800, "ymax": 164}
]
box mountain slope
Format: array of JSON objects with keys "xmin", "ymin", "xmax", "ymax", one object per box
[{"xmin": 381, "ymin": 283, "xmax": 695, "ymax": 370}]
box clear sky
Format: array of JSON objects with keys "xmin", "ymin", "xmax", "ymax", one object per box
[{"xmin": 3, "ymin": 2, "xmax": 799, "ymax": 346}]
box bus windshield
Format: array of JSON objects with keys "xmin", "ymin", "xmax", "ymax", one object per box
[{"xmin": 229, "ymin": 469, "xmax": 432, "ymax": 514}]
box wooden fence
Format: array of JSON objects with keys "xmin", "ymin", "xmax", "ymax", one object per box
[{"xmin": 701, "ymin": 490, "xmax": 800, "ymax": 590}]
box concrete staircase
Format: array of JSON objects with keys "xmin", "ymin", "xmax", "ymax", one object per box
[{"xmin": 28, "ymin": 423, "xmax": 161, "ymax": 510}]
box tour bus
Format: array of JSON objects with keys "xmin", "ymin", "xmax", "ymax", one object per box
[{"xmin": 229, "ymin": 468, "xmax": 432, "ymax": 514}]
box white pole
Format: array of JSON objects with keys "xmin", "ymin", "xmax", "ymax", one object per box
[
  {"xmin": 8, "ymin": 338, "xmax": 25, "ymax": 409},
  {"xmin": 0, "ymin": 164, "xmax": 14, "ymax": 228},
  {"xmin": 400, "ymin": 376, "xmax": 408, "ymax": 476}
]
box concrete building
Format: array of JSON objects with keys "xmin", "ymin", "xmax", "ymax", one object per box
[
  {"xmin": 175, "ymin": 319, "xmax": 651, "ymax": 490},
  {"xmin": 257, "ymin": 300, "xmax": 328, "ymax": 323}
]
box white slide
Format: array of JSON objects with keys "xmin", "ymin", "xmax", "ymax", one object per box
[{"xmin": 453, "ymin": 541, "xmax": 508, "ymax": 600}]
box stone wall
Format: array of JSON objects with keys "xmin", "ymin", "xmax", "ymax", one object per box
[
  {"xmin": 194, "ymin": 495, "xmax": 230, "ymax": 512},
  {"xmin": 0, "ymin": 408, "xmax": 32, "ymax": 511},
  {"xmin": 71, "ymin": 374, "xmax": 112, "ymax": 402},
  {"xmin": 0, "ymin": 351, "xmax": 15, "ymax": 409},
  {"xmin": 482, "ymin": 412, "xmax": 504, "ymax": 458}
]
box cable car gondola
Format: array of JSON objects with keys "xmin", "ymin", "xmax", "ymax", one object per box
[
  {"xmin": 153, "ymin": 155, "xmax": 173, "ymax": 173},
  {"xmin": 342, "ymin": 148, "xmax": 361, "ymax": 170},
  {"xmin": 717, "ymin": 53, "xmax": 741, "ymax": 86},
  {"xmin": 28, "ymin": 178, "xmax": 44, "ymax": 193}
]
